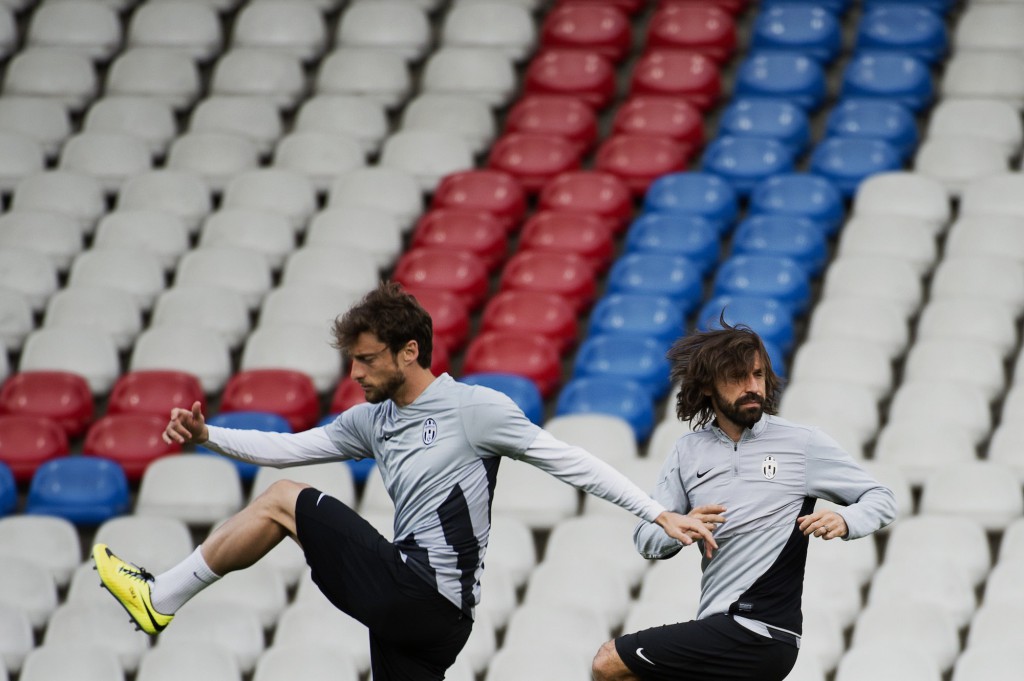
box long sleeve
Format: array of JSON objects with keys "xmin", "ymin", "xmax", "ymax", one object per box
[
  {"xmin": 203, "ymin": 425, "xmax": 346, "ymax": 467},
  {"xmin": 633, "ymin": 448, "xmax": 691, "ymax": 559}
]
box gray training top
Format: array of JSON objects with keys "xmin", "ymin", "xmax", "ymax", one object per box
[
  {"xmin": 204, "ymin": 373, "xmax": 666, "ymax": 617},
  {"xmin": 634, "ymin": 414, "xmax": 897, "ymax": 640}
]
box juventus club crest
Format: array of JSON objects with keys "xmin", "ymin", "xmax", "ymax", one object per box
[
  {"xmin": 762, "ymin": 455, "xmax": 778, "ymax": 480},
  {"xmin": 422, "ymin": 418, "xmax": 437, "ymax": 445}
]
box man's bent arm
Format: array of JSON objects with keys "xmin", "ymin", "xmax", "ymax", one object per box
[{"xmin": 203, "ymin": 426, "xmax": 348, "ymax": 467}]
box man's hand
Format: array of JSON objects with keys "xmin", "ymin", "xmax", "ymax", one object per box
[
  {"xmin": 797, "ymin": 510, "xmax": 848, "ymax": 540},
  {"xmin": 162, "ymin": 400, "xmax": 209, "ymax": 445},
  {"xmin": 654, "ymin": 510, "xmax": 722, "ymax": 559},
  {"xmin": 687, "ymin": 504, "xmax": 727, "ymax": 537}
]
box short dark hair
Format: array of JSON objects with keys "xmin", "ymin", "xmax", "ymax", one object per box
[
  {"xmin": 667, "ymin": 320, "xmax": 782, "ymax": 430},
  {"xmin": 332, "ymin": 281, "xmax": 433, "ymax": 369}
]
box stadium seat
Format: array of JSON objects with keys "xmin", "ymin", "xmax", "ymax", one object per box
[
  {"xmin": 952, "ymin": 4, "xmax": 1023, "ymax": 54},
  {"xmin": 646, "ymin": 4, "xmax": 736, "ymax": 63},
  {"xmin": 731, "ymin": 214, "xmax": 828, "ymax": 275},
  {"xmin": 888, "ymin": 380, "xmax": 991, "ymax": 447},
  {"xmin": 790, "ymin": 339, "xmax": 892, "ymax": 401},
  {"xmin": 630, "ymin": 49, "xmax": 721, "ymax": 111},
  {"xmin": 67, "ymin": 247, "xmax": 165, "ymax": 313},
  {"xmin": 220, "ymin": 369, "xmax": 321, "ymax": 432},
  {"xmin": 0, "ymin": 289, "xmax": 32, "ymax": 353},
  {"xmin": 328, "ymin": 167, "xmax": 424, "ymax": 233},
  {"xmin": 835, "ymin": 645, "xmax": 941, "ymax": 681},
  {"xmin": 316, "ymin": 48, "xmax": 411, "ymax": 110},
  {"xmin": 380, "ymin": 129, "xmax": 474, "ymax": 193},
  {"xmin": 486, "ymin": 645, "xmax": 590, "ymax": 681},
  {"xmin": 873, "ymin": 421, "xmax": 976, "ymax": 487},
  {"xmin": 18, "ymin": 646, "xmax": 123, "ymax": 681},
  {"xmin": 274, "ymin": 602, "xmax": 370, "ymax": 675},
  {"xmin": 931, "ymin": 255, "xmax": 1024, "ymax": 317},
  {"xmin": 459, "ymin": 373, "xmax": 545, "ymax": 426},
  {"xmin": 25, "ymin": 456, "xmax": 129, "ymax": 525},
  {"xmin": 490, "ymin": 459, "xmax": 581, "ymax": 531},
  {"xmin": 431, "ymin": 169, "xmax": 527, "ymax": 234},
  {"xmin": 642, "ymin": 171, "xmax": 738, "ymax": 232},
  {"xmin": 0, "ymin": 211, "xmax": 79, "ymax": 274},
  {"xmin": 960, "ymin": 173, "xmax": 1024, "ymax": 222},
  {"xmin": 401, "ymin": 287, "xmax": 470, "ymax": 354},
  {"xmin": 402, "ymin": 93, "xmax": 496, "ymax": 157},
  {"xmin": 852, "ymin": 602, "xmax": 959, "ymax": 672},
  {"xmin": 252, "ymin": 645, "xmax": 359, "ymax": 681},
  {"xmin": 555, "ymin": 376, "xmax": 655, "ymax": 442},
  {"xmin": 329, "ymin": 377, "xmax": 366, "ymax": 415},
  {"xmin": 951, "ymin": 645, "xmax": 1024, "ymax": 681},
  {"xmin": 595, "ymin": 134, "xmax": 691, "ymax": 196},
  {"xmin": 537, "ymin": 170, "xmax": 633, "ymax": 235},
  {"xmin": 606, "ymin": 253, "xmax": 704, "ymax": 314},
  {"xmin": 166, "ymin": 131, "xmax": 260, "ymax": 193},
  {"xmin": 821, "ymin": 255, "xmax": 924, "ymax": 319},
  {"xmin": 336, "ymin": 0, "xmax": 429, "ymax": 61},
  {"xmin": 920, "ymin": 462, "xmax": 1023, "ymax": 531},
  {"xmin": 841, "ymin": 52, "xmax": 933, "ymax": 112},
  {"xmin": 914, "ymin": 137, "xmax": 1008, "ymax": 197},
  {"xmin": 0, "ymin": 415, "xmax": 68, "ymax": 485},
  {"xmin": 499, "ymin": 250, "xmax": 597, "ymax": 313},
  {"xmin": 927, "ymin": 99, "xmax": 1021, "ymax": 160},
  {"xmin": 83, "ymin": 96, "xmax": 174, "ymax": 164},
  {"xmin": 3, "ymin": 48, "xmax": 98, "ymax": 113},
  {"xmin": 612, "ymin": 96, "xmax": 704, "ymax": 151},
  {"xmin": 305, "ymin": 207, "xmax": 402, "ymax": 270},
  {"xmin": 544, "ymin": 514, "xmax": 648, "ymax": 586},
  {"xmin": 0, "ymin": 131, "xmax": 44, "ymax": 195},
  {"xmin": 779, "ymin": 380, "xmax": 880, "ymax": 451},
  {"xmin": 519, "ymin": 211, "xmax": 614, "ymax": 272},
  {"xmin": 189, "ymin": 560, "xmax": 287, "ymax": 631},
  {"xmin": 0, "ymin": 514, "xmax": 81, "ymax": 588},
  {"xmin": 540, "ymin": 4, "xmax": 631, "ymax": 62},
  {"xmin": 93, "ymin": 210, "xmax": 190, "ymax": 274},
  {"xmin": 857, "ymin": 6, "xmax": 947, "ymax": 63},
  {"xmin": 58, "ymin": 131, "xmax": 153, "ymax": 194},
  {"xmin": 524, "ymin": 49, "xmax": 616, "ymax": 109},
  {"xmin": 717, "ymin": 99, "xmax": 811, "ymax": 155},
  {"xmin": 462, "ymin": 332, "xmax": 563, "ymax": 398},
  {"xmin": 198, "ymin": 209, "xmax": 294, "ymax": 271},
  {"xmin": 503, "ymin": 95, "xmax": 598, "ymax": 155},
  {"xmin": 573, "ymin": 334, "xmax": 672, "ymax": 400},
  {"xmin": 241, "ymin": 325, "xmax": 343, "ymax": 394},
  {"xmin": 135, "ymin": 455, "xmax": 243, "ymax": 527},
  {"xmin": 421, "ymin": 47, "xmax": 517, "ymax": 107},
  {"xmin": 852, "ymin": 171, "xmax": 950, "ymax": 235},
  {"xmin": 588, "ymin": 293, "xmax": 687, "ymax": 347},
  {"xmin": 392, "ymin": 247, "xmax": 489, "ymax": 312},
  {"xmin": 809, "ymin": 137, "xmax": 902, "ymax": 197},
  {"xmin": 83, "ymin": 413, "xmax": 180, "ymax": 483},
  {"xmin": 13, "ymin": 170, "xmax": 105, "ymax": 238},
  {"xmin": 152, "ymin": 286, "xmax": 250, "ymax": 351},
  {"xmin": 0, "ymin": 250, "xmax": 57, "ymax": 314},
  {"xmin": 443, "ymin": 1, "xmax": 536, "ymax": 61},
  {"xmin": 806, "ymin": 297, "xmax": 908, "ymax": 360},
  {"xmin": 713, "ymin": 255, "xmax": 811, "ymax": 313},
  {"xmin": 134, "ymin": 640, "xmax": 240, "ymax": 681},
  {"xmin": 294, "ymin": 95, "xmax": 387, "ymax": 157},
  {"xmin": 127, "ymin": 1, "xmax": 222, "ymax": 61},
  {"xmin": 481, "ymin": 290, "xmax": 578, "ymax": 355},
  {"xmin": 0, "ymin": 371, "xmax": 94, "ymax": 437},
  {"xmin": 488, "ymin": 132, "xmax": 582, "ymax": 193},
  {"xmin": 751, "ymin": 5, "xmax": 842, "ymax": 63},
  {"xmin": 189, "ymin": 96, "xmax": 282, "ymax": 157},
  {"xmin": 0, "ymin": 554, "xmax": 59, "ymax": 630},
  {"xmin": 117, "ymin": 169, "xmax": 212, "ymax": 237},
  {"xmin": 210, "ymin": 49, "xmax": 305, "ymax": 111},
  {"xmin": 624, "ymin": 212, "xmax": 719, "ymax": 276},
  {"xmin": 233, "ymin": 0, "xmax": 327, "ymax": 61},
  {"xmin": 25, "ymin": 0, "xmax": 119, "ymax": 61},
  {"xmin": 221, "ymin": 169, "xmax": 313, "ymax": 236},
  {"xmin": 20, "ymin": 327, "xmax": 120, "ymax": 396},
  {"xmin": 697, "ymin": 295, "xmax": 796, "ymax": 353},
  {"xmin": 280, "ymin": 245, "xmax": 378, "ymax": 303},
  {"xmin": 704, "ymin": 135, "xmax": 798, "ymax": 196},
  {"xmin": 107, "ymin": 48, "xmax": 201, "ymax": 111},
  {"xmin": 836, "ymin": 216, "xmax": 936, "ymax": 276},
  {"xmin": 0, "ymin": 96, "xmax": 70, "ymax": 161},
  {"xmin": 734, "ymin": 52, "xmax": 827, "ymax": 110},
  {"xmin": 825, "ymin": 99, "xmax": 918, "ymax": 162},
  {"xmin": 523, "ymin": 560, "xmax": 630, "ymax": 629},
  {"xmin": 130, "ymin": 326, "xmax": 232, "ymax": 396},
  {"xmin": 411, "ymin": 208, "xmax": 508, "ymax": 272},
  {"xmin": 107, "ymin": 370, "xmax": 205, "ymax": 419}
]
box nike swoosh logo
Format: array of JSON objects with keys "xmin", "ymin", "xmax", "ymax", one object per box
[
  {"xmin": 140, "ymin": 596, "xmax": 169, "ymax": 632},
  {"xmin": 636, "ymin": 647, "xmax": 655, "ymax": 665},
  {"xmin": 696, "ymin": 468, "xmax": 714, "ymax": 478}
]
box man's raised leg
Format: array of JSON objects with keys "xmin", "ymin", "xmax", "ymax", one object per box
[{"xmin": 593, "ymin": 640, "xmax": 641, "ymax": 681}]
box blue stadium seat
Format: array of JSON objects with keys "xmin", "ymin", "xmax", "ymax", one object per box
[
  {"xmin": 841, "ymin": 52, "xmax": 934, "ymax": 112},
  {"xmin": 460, "ymin": 373, "xmax": 545, "ymax": 426},
  {"xmin": 731, "ymin": 215, "xmax": 828, "ymax": 276},
  {"xmin": 0, "ymin": 461, "xmax": 15, "ymax": 517},
  {"xmin": 748, "ymin": 173, "xmax": 846, "ymax": 237},
  {"xmin": 701, "ymin": 136, "xmax": 796, "ymax": 197},
  {"xmin": 734, "ymin": 52, "xmax": 828, "ymax": 111},
  {"xmin": 762, "ymin": 0, "xmax": 852, "ymax": 16},
  {"xmin": 642, "ymin": 172, "xmax": 738, "ymax": 233},
  {"xmin": 862, "ymin": 0, "xmax": 956, "ymax": 15},
  {"xmin": 606, "ymin": 253, "xmax": 704, "ymax": 314},
  {"xmin": 717, "ymin": 98, "xmax": 811, "ymax": 155},
  {"xmin": 712, "ymin": 255, "xmax": 812, "ymax": 313},
  {"xmin": 697, "ymin": 295, "xmax": 797, "ymax": 353},
  {"xmin": 573, "ymin": 334, "xmax": 672, "ymax": 400},
  {"xmin": 763, "ymin": 338, "xmax": 788, "ymax": 378},
  {"xmin": 825, "ymin": 98, "xmax": 918, "ymax": 161},
  {"xmin": 316, "ymin": 413, "xmax": 377, "ymax": 484},
  {"xmin": 589, "ymin": 294, "xmax": 688, "ymax": 347},
  {"xmin": 624, "ymin": 212, "xmax": 720, "ymax": 276},
  {"xmin": 555, "ymin": 376, "xmax": 655, "ymax": 442},
  {"xmin": 856, "ymin": 5, "xmax": 948, "ymax": 63},
  {"xmin": 751, "ymin": 5, "xmax": 842, "ymax": 63},
  {"xmin": 809, "ymin": 137, "xmax": 902, "ymax": 197},
  {"xmin": 25, "ymin": 456, "xmax": 129, "ymax": 525},
  {"xmin": 197, "ymin": 411, "xmax": 294, "ymax": 481}
]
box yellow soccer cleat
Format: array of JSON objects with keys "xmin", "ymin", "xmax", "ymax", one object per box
[{"xmin": 92, "ymin": 543, "xmax": 173, "ymax": 635}]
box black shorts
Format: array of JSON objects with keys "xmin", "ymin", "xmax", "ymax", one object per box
[
  {"xmin": 615, "ymin": 613, "xmax": 799, "ymax": 681},
  {"xmin": 294, "ymin": 487, "xmax": 472, "ymax": 681}
]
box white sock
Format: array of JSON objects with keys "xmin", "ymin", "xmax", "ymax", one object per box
[{"xmin": 149, "ymin": 546, "xmax": 221, "ymax": 615}]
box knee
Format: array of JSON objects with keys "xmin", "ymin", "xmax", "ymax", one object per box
[
  {"xmin": 592, "ymin": 640, "xmax": 620, "ymax": 681},
  {"xmin": 255, "ymin": 479, "xmax": 309, "ymax": 519}
]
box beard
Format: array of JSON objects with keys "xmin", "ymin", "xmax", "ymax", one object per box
[
  {"xmin": 712, "ymin": 389, "xmax": 765, "ymax": 430},
  {"xmin": 361, "ymin": 368, "xmax": 406, "ymax": 404}
]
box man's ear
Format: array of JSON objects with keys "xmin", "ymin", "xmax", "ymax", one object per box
[{"xmin": 402, "ymin": 340, "xmax": 419, "ymax": 366}]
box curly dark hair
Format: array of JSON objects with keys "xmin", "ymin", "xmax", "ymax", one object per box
[
  {"xmin": 667, "ymin": 319, "xmax": 782, "ymax": 430},
  {"xmin": 332, "ymin": 281, "xmax": 433, "ymax": 369}
]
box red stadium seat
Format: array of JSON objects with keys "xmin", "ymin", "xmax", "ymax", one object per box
[
  {"xmin": 504, "ymin": 95, "xmax": 599, "ymax": 156},
  {"xmin": 393, "ymin": 247, "xmax": 490, "ymax": 311},
  {"xmin": 404, "ymin": 287, "xmax": 471, "ymax": 353},
  {"xmin": 630, "ymin": 49, "xmax": 721, "ymax": 111},
  {"xmin": 519, "ymin": 210, "xmax": 616, "ymax": 272},
  {"xmin": 0, "ymin": 415, "xmax": 68, "ymax": 484},
  {"xmin": 83, "ymin": 413, "xmax": 181, "ymax": 483},
  {"xmin": 220, "ymin": 369, "xmax": 322, "ymax": 432},
  {"xmin": 0, "ymin": 371, "xmax": 94, "ymax": 437},
  {"xmin": 431, "ymin": 170, "xmax": 527, "ymax": 234},
  {"xmin": 330, "ymin": 376, "xmax": 367, "ymax": 413},
  {"xmin": 499, "ymin": 250, "xmax": 597, "ymax": 313},
  {"xmin": 524, "ymin": 49, "xmax": 617, "ymax": 110},
  {"xmin": 541, "ymin": 5, "xmax": 632, "ymax": 63},
  {"xmin": 612, "ymin": 96, "xmax": 705, "ymax": 150},
  {"xmin": 487, "ymin": 133, "xmax": 582, "ymax": 194},
  {"xmin": 431, "ymin": 336, "xmax": 451, "ymax": 375},
  {"xmin": 647, "ymin": 4, "xmax": 737, "ymax": 63},
  {"xmin": 537, "ymin": 170, "xmax": 634, "ymax": 235},
  {"xmin": 463, "ymin": 331, "xmax": 563, "ymax": 398},
  {"xmin": 107, "ymin": 370, "xmax": 207, "ymax": 419},
  {"xmin": 411, "ymin": 209, "xmax": 508, "ymax": 272},
  {"xmin": 595, "ymin": 134, "xmax": 692, "ymax": 195},
  {"xmin": 481, "ymin": 290, "xmax": 579, "ymax": 355},
  {"xmin": 558, "ymin": 0, "xmax": 646, "ymax": 15},
  {"xmin": 659, "ymin": 0, "xmax": 750, "ymax": 17}
]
